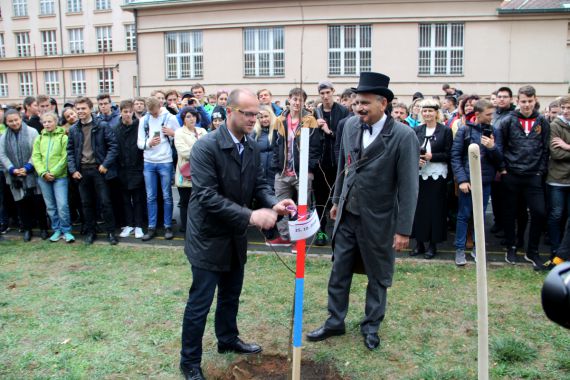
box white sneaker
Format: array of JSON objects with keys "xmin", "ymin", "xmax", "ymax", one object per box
[
  {"xmin": 120, "ymin": 226, "xmax": 134, "ymax": 238},
  {"xmin": 134, "ymin": 227, "xmax": 144, "ymax": 239}
]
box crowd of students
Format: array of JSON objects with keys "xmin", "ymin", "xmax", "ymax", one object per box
[{"xmin": 0, "ymin": 81, "xmax": 569, "ymax": 271}]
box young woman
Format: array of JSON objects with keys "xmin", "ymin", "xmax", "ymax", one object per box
[
  {"xmin": 0, "ymin": 109, "xmax": 48, "ymax": 241},
  {"xmin": 252, "ymin": 105, "xmax": 278, "ymax": 190},
  {"xmin": 61, "ymin": 107, "xmax": 78, "ymax": 134},
  {"xmin": 209, "ymin": 111, "xmax": 224, "ymax": 132},
  {"xmin": 406, "ymin": 98, "xmax": 422, "ymax": 128},
  {"xmin": 174, "ymin": 106, "xmax": 207, "ymax": 233},
  {"xmin": 32, "ymin": 112, "xmax": 74, "ymax": 243},
  {"xmin": 410, "ymin": 99, "xmax": 453, "ymax": 259}
]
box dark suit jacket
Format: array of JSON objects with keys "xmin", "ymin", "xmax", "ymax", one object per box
[
  {"xmin": 414, "ymin": 123, "xmax": 453, "ymax": 165},
  {"xmin": 185, "ymin": 124, "xmax": 277, "ymax": 272},
  {"xmin": 333, "ymin": 115, "xmax": 419, "ymax": 287}
]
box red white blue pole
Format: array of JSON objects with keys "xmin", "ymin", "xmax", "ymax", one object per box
[{"xmin": 292, "ymin": 128, "xmax": 309, "ymax": 379}]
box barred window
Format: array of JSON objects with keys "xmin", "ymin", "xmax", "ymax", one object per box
[
  {"xmin": 67, "ymin": 0, "xmax": 81, "ymax": 13},
  {"xmin": 40, "ymin": 0, "xmax": 55, "ymax": 15},
  {"xmin": 98, "ymin": 68, "xmax": 114, "ymax": 94},
  {"xmin": 44, "ymin": 71, "xmax": 59, "ymax": 96},
  {"xmin": 328, "ymin": 25, "xmax": 371, "ymax": 76},
  {"xmin": 15, "ymin": 32, "xmax": 31, "ymax": 57},
  {"xmin": 418, "ymin": 23, "xmax": 464, "ymax": 76},
  {"xmin": 13, "ymin": 0, "xmax": 28, "ymax": 17},
  {"xmin": 125, "ymin": 24, "xmax": 136, "ymax": 51},
  {"xmin": 68, "ymin": 28, "xmax": 84, "ymax": 54},
  {"xmin": 19, "ymin": 72, "xmax": 33, "ymax": 97},
  {"xmin": 70, "ymin": 69, "xmax": 86, "ymax": 95},
  {"xmin": 95, "ymin": 0, "xmax": 110, "ymax": 11},
  {"xmin": 0, "ymin": 74, "xmax": 8, "ymax": 97},
  {"xmin": 96, "ymin": 26, "xmax": 112, "ymax": 52},
  {"xmin": 243, "ymin": 27, "xmax": 284, "ymax": 77},
  {"xmin": 0, "ymin": 34, "xmax": 5, "ymax": 58},
  {"xmin": 165, "ymin": 31, "xmax": 203, "ymax": 79},
  {"xmin": 42, "ymin": 30, "xmax": 57, "ymax": 56}
]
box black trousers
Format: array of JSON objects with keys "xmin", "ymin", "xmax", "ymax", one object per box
[
  {"xmin": 313, "ymin": 164, "xmax": 337, "ymax": 234},
  {"xmin": 78, "ymin": 167, "xmax": 115, "ymax": 234},
  {"xmin": 16, "ymin": 192, "xmax": 48, "ymax": 231},
  {"xmin": 502, "ymin": 173, "xmax": 546, "ymax": 253},
  {"xmin": 177, "ymin": 187, "xmax": 192, "ymax": 232},
  {"xmin": 556, "ymin": 218, "xmax": 570, "ymax": 260},
  {"xmin": 122, "ymin": 186, "xmax": 146, "ymax": 228},
  {"xmin": 180, "ymin": 262, "xmax": 244, "ymax": 370},
  {"xmin": 108, "ymin": 178, "xmax": 125, "ymax": 228}
]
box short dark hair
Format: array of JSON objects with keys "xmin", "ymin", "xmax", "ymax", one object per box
[
  {"xmin": 4, "ymin": 108, "xmax": 21, "ymax": 124},
  {"xmin": 96, "ymin": 93, "xmax": 111, "ymax": 102},
  {"xmin": 460, "ymin": 95, "xmax": 480, "ymax": 115},
  {"xmin": 474, "ymin": 99, "xmax": 494, "ymax": 114},
  {"xmin": 37, "ymin": 94, "xmax": 50, "ymax": 104},
  {"xmin": 165, "ymin": 89, "xmax": 180, "ymax": 99},
  {"xmin": 180, "ymin": 106, "xmax": 201, "ymax": 123},
  {"xmin": 341, "ymin": 88, "xmax": 354, "ymax": 99},
  {"xmin": 288, "ymin": 87, "xmax": 307, "ymax": 102},
  {"xmin": 518, "ymin": 85, "xmax": 536, "ymax": 98},
  {"xmin": 444, "ymin": 96, "xmax": 458, "ymax": 107},
  {"xmin": 548, "ymin": 100, "xmax": 560, "ymax": 109},
  {"xmin": 23, "ymin": 96, "xmax": 36, "ymax": 111},
  {"xmin": 497, "ymin": 87, "xmax": 513, "ymax": 98},
  {"xmin": 191, "ymin": 83, "xmax": 205, "ymax": 92},
  {"xmin": 119, "ymin": 99, "xmax": 134, "ymax": 111},
  {"xmin": 442, "ymin": 83, "xmax": 451, "ymax": 91},
  {"xmin": 558, "ymin": 95, "xmax": 570, "ymax": 107},
  {"xmin": 257, "ymin": 89, "xmax": 271, "ymax": 97},
  {"xmin": 74, "ymin": 96, "xmax": 93, "ymax": 109}
]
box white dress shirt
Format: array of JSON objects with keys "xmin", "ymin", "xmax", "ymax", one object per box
[{"xmin": 362, "ymin": 114, "xmax": 387, "ymax": 149}]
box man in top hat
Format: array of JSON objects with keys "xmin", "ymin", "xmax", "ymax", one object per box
[{"xmin": 306, "ymin": 72, "xmax": 419, "ymax": 350}]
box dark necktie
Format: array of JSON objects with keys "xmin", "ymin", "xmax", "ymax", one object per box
[
  {"xmin": 236, "ymin": 142, "xmax": 244, "ymax": 161},
  {"xmin": 362, "ymin": 124, "xmax": 372, "ymax": 134}
]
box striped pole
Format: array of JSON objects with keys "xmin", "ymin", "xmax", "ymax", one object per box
[{"xmin": 292, "ymin": 128, "xmax": 310, "ymax": 380}]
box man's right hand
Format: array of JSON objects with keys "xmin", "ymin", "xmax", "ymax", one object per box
[
  {"xmin": 459, "ymin": 182, "xmax": 471, "ymax": 193},
  {"xmin": 250, "ymin": 208, "xmax": 278, "ymax": 230},
  {"xmin": 330, "ymin": 204, "xmax": 338, "ymax": 220},
  {"xmin": 149, "ymin": 136, "xmax": 161, "ymax": 147},
  {"xmin": 72, "ymin": 171, "xmax": 82, "ymax": 180}
]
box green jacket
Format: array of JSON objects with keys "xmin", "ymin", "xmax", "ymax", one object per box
[
  {"xmin": 547, "ymin": 116, "xmax": 570, "ymax": 185},
  {"xmin": 0, "ymin": 123, "xmax": 6, "ymax": 135},
  {"xmin": 31, "ymin": 127, "xmax": 68, "ymax": 179}
]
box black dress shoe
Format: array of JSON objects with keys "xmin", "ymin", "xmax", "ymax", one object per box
[
  {"xmin": 218, "ymin": 338, "xmax": 262, "ymax": 354},
  {"xmin": 40, "ymin": 229, "xmax": 49, "ymax": 240},
  {"xmin": 424, "ymin": 243, "xmax": 437, "ymax": 259},
  {"xmin": 23, "ymin": 230, "xmax": 32, "ymax": 242},
  {"xmin": 363, "ymin": 333, "xmax": 380, "ymax": 350},
  {"xmin": 306, "ymin": 325, "xmax": 346, "ymax": 342},
  {"xmin": 108, "ymin": 233, "xmax": 118, "ymax": 245},
  {"xmin": 180, "ymin": 366, "xmax": 205, "ymax": 380},
  {"xmin": 84, "ymin": 233, "xmax": 96, "ymax": 245},
  {"xmin": 409, "ymin": 241, "xmax": 426, "ymax": 257}
]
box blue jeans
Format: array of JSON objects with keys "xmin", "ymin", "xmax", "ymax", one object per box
[
  {"xmin": 143, "ymin": 162, "xmax": 173, "ymax": 229},
  {"xmin": 548, "ymin": 185, "xmax": 570, "ymax": 254},
  {"xmin": 37, "ymin": 177, "xmax": 72, "ymax": 233},
  {"xmin": 455, "ymin": 183, "xmax": 491, "ymax": 250}
]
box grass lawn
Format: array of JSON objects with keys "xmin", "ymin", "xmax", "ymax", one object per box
[{"xmin": 1, "ymin": 240, "xmax": 569, "ymax": 380}]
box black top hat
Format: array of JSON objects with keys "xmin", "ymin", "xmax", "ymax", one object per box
[{"xmin": 352, "ymin": 72, "xmax": 394, "ymax": 103}]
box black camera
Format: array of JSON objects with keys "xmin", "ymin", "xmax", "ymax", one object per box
[{"xmin": 542, "ymin": 262, "xmax": 570, "ymax": 329}]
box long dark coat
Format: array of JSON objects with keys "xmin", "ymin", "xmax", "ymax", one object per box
[
  {"xmin": 332, "ymin": 115, "xmax": 419, "ymax": 287},
  {"xmin": 185, "ymin": 124, "xmax": 277, "ymax": 272}
]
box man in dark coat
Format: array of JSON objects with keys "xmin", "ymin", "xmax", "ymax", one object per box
[
  {"xmin": 306, "ymin": 72, "xmax": 419, "ymax": 351},
  {"xmin": 179, "ymin": 89, "xmax": 295, "ymax": 380}
]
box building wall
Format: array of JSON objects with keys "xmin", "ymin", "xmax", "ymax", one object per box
[
  {"xmin": 0, "ymin": 0, "xmax": 136, "ymax": 105},
  {"xmin": 132, "ymin": 0, "xmax": 569, "ymax": 104}
]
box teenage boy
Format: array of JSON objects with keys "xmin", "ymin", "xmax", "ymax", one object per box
[
  {"xmin": 67, "ymin": 96, "xmax": 119, "ymax": 245},
  {"xmin": 451, "ymin": 99, "xmax": 503, "ymax": 265},
  {"xmin": 499, "ymin": 85, "xmax": 550, "ymax": 270}
]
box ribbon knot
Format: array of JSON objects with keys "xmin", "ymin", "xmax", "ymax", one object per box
[{"xmin": 361, "ymin": 123, "xmax": 372, "ymax": 134}]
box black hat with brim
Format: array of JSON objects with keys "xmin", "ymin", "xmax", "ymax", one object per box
[{"xmin": 351, "ymin": 72, "xmax": 394, "ymax": 103}]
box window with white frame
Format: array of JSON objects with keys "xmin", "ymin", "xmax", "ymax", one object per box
[
  {"xmin": 68, "ymin": 28, "xmax": 84, "ymax": 54},
  {"xmin": 70, "ymin": 69, "xmax": 86, "ymax": 95},
  {"xmin": 42, "ymin": 30, "xmax": 57, "ymax": 56},
  {"xmin": 95, "ymin": 0, "xmax": 110, "ymax": 11},
  {"xmin": 96, "ymin": 26, "xmax": 112, "ymax": 52},
  {"xmin": 0, "ymin": 34, "xmax": 5, "ymax": 58},
  {"xmin": 0, "ymin": 74, "xmax": 8, "ymax": 97},
  {"xmin": 67, "ymin": 0, "xmax": 81, "ymax": 13},
  {"xmin": 13, "ymin": 0, "xmax": 28, "ymax": 17},
  {"xmin": 40, "ymin": 0, "xmax": 55, "ymax": 15},
  {"xmin": 125, "ymin": 24, "xmax": 136, "ymax": 51},
  {"xmin": 328, "ymin": 25, "xmax": 371, "ymax": 76},
  {"xmin": 418, "ymin": 23, "xmax": 464, "ymax": 76},
  {"xmin": 44, "ymin": 71, "xmax": 59, "ymax": 96},
  {"xmin": 243, "ymin": 27, "xmax": 284, "ymax": 77},
  {"xmin": 15, "ymin": 32, "xmax": 31, "ymax": 57},
  {"xmin": 19, "ymin": 72, "xmax": 33, "ymax": 96},
  {"xmin": 165, "ymin": 31, "xmax": 203, "ymax": 79},
  {"xmin": 98, "ymin": 68, "xmax": 114, "ymax": 94}
]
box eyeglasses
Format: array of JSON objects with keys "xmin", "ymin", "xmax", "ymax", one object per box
[{"xmin": 231, "ymin": 107, "xmax": 260, "ymax": 118}]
